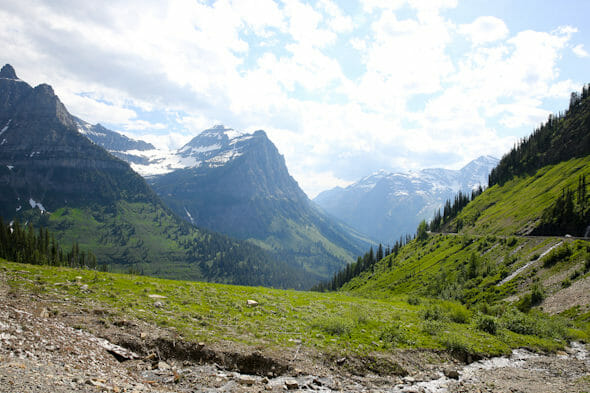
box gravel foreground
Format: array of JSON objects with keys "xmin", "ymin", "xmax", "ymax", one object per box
[{"xmin": 0, "ymin": 282, "xmax": 588, "ymax": 392}]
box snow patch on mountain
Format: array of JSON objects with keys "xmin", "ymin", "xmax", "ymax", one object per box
[
  {"xmin": 0, "ymin": 119, "xmax": 11, "ymax": 136},
  {"xmin": 28, "ymin": 198, "xmax": 46, "ymax": 213},
  {"xmin": 314, "ymin": 156, "xmax": 499, "ymax": 243},
  {"xmin": 76, "ymin": 122, "xmax": 260, "ymax": 178}
]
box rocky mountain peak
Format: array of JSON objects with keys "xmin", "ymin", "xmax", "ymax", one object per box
[
  {"xmin": 0, "ymin": 64, "xmax": 18, "ymax": 79},
  {"xmin": 14, "ymin": 83, "xmax": 76, "ymax": 128}
]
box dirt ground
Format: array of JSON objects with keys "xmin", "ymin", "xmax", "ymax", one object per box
[{"xmin": 0, "ymin": 280, "xmax": 588, "ymax": 392}]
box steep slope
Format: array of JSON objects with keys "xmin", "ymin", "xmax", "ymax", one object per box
[
  {"xmin": 75, "ymin": 117, "xmax": 156, "ymax": 165},
  {"xmin": 0, "ymin": 65, "xmax": 156, "ymax": 216},
  {"xmin": 448, "ymin": 156, "xmax": 590, "ymax": 236},
  {"xmin": 336, "ymin": 85, "xmax": 590, "ymax": 322},
  {"xmin": 149, "ymin": 126, "xmax": 371, "ymax": 280},
  {"xmin": 0, "ymin": 64, "xmax": 312, "ymax": 289},
  {"xmin": 314, "ymin": 156, "xmax": 498, "ymax": 243}
]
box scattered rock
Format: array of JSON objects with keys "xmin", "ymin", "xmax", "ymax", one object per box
[
  {"xmin": 148, "ymin": 294, "xmax": 167, "ymax": 299},
  {"xmin": 246, "ymin": 299, "xmax": 259, "ymax": 307},
  {"xmin": 285, "ymin": 378, "xmax": 299, "ymax": 390},
  {"xmin": 444, "ymin": 368, "xmax": 460, "ymax": 379},
  {"xmin": 336, "ymin": 357, "xmax": 346, "ymax": 365},
  {"xmin": 237, "ymin": 375, "xmax": 256, "ymax": 385},
  {"xmin": 153, "ymin": 301, "xmax": 164, "ymax": 308},
  {"xmin": 157, "ymin": 361, "xmax": 171, "ymax": 370},
  {"xmin": 39, "ymin": 308, "xmax": 49, "ymax": 318},
  {"xmin": 79, "ymin": 284, "xmax": 89, "ymax": 291},
  {"xmin": 86, "ymin": 378, "xmax": 106, "ymax": 388}
]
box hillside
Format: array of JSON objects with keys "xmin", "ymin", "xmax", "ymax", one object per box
[
  {"xmin": 335, "ymin": 86, "xmax": 590, "ymax": 325},
  {"xmin": 0, "ymin": 64, "xmax": 312, "ymax": 289},
  {"xmin": 446, "ymin": 156, "xmax": 590, "ymax": 236},
  {"xmin": 314, "ymin": 156, "xmax": 498, "ymax": 243}
]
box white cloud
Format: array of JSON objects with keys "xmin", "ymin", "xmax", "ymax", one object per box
[
  {"xmin": 59, "ymin": 92, "xmax": 137, "ymax": 125},
  {"xmin": 123, "ymin": 120, "xmax": 167, "ymax": 131},
  {"xmin": 0, "ymin": 0, "xmax": 584, "ymax": 198},
  {"xmin": 573, "ymin": 43, "xmax": 589, "ymax": 58},
  {"xmin": 350, "ymin": 38, "xmax": 367, "ymax": 51},
  {"xmin": 136, "ymin": 132, "xmax": 193, "ymax": 151},
  {"xmin": 459, "ymin": 16, "xmax": 509, "ymax": 45}
]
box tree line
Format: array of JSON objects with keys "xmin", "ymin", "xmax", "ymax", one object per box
[
  {"xmin": 0, "ymin": 216, "xmax": 97, "ymax": 269},
  {"xmin": 533, "ymin": 175, "xmax": 590, "ymax": 237},
  {"xmin": 489, "ymin": 84, "xmax": 590, "ymax": 187},
  {"xmin": 311, "ymin": 232, "xmax": 421, "ymax": 292},
  {"xmin": 428, "ymin": 186, "xmax": 484, "ymax": 232}
]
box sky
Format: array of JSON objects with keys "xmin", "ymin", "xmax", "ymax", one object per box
[{"xmin": 1, "ymin": 0, "xmax": 589, "ymax": 198}]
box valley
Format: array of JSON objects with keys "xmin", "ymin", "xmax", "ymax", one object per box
[{"xmin": 1, "ymin": 62, "xmax": 590, "ymax": 392}]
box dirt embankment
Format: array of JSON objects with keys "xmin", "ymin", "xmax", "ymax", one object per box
[{"xmin": 0, "ymin": 280, "xmax": 588, "ymax": 392}]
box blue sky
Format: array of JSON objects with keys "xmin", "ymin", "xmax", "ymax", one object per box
[{"xmin": 1, "ymin": 0, "xmax": 589, "ymax": 197}]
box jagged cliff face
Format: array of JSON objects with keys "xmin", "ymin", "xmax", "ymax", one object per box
[
  {"xmin": 149, "ymin": 126, "xmax": 369, "ymax": 278},
  {"xmin": 0, "ymin": 64, "xmax": 155, "ymax": 218},
  {"xmin": 151, "ymin": 127, "xmax": 308, "ymax": 235}
]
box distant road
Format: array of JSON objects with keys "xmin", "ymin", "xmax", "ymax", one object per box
[{"xmin": 430, "ymin": 232, "xmax": 590, "ymax": 241}]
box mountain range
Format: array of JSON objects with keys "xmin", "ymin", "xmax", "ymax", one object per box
[
  {"xmin": 314, "ymin": 156, "xmax": 498, "ymax": 243},
  {"xmin": 81, "ymin": 122, "xmax": 371, "ymax": 280},
  {"xmin": 0, "ymin": 64, "xmax": 316, "ymax": 288}
]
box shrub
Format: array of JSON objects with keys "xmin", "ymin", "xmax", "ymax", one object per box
[
  {"xmin": 475, "ymin": 314, "xmax": 497, "ymax": 335},
  {"xmin": 440, "ymin": 334, "xmax": 473, "ymax": 361},
  {"xmin": 379, "ymin": 322, "xmax": 411, "ymax": 346},
  {"xmin": 421, "ymin": 320, "xmax": 445, "ymax": 335},
  {"xmin": 446, "ymin": 303, "xmax": 471, "ymax": 324},
  {"xmin": 407, "ymin": 295, "xmax": 421, "ymax": 306},
  {"xmin": 530, "ymin": 283, "xmax": 545, "ymax": 305},
  {"xmin": 500, "ymin": 309, "xmax": 537, "ymax": 335},
  {"xmin": 312, "ymin": 316, "xmax": 353, "ymax": 336},
  {"xmin": 542, "ymin": 244, "xmax": 572, "ymax": 268},
  {"xmin": 421, "ymin": 304, "xmax": 446, "ymax": 321}
]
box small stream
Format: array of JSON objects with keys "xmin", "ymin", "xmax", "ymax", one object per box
[
  {"xmin": 136, "ymin": 341, "xmax": 589, "ymax": 392},
  {"xmin": 498, "ymin": 241, "xmax": 563, "ymax": 286},
  {"xmin": 391, "ymin": 342, "xmax": 589, "ymax": 393}
]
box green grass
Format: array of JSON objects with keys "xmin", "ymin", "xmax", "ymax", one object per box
[
  {"xmin": 1, "ymin": 258, "xmax": 586, "ymax": 359},
  {"xmin": 46, "ymin": 201, "xmax": 204, "ymax": 279},
  {"xmin": 451, "ymin": 156, "xmax": 590, "ymax": 236}
]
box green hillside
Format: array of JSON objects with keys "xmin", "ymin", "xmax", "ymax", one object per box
[
  {"xmin": 2, "ymin": 258, "xmax": 586, "ymax": 362},
  {"xmin": 17, "ymin": 202, "xmax": 315, "ymax": 289},
  {"xmin": 449, "ymin": 156, "xmax": 590, "ymax": 236},
  {"xmin": 325, "ymin": 85, "xmax": 590, "ymax": 329},
  {"xmin": 339, "ymin": 154, "xmax": 590, "ymax": 321}
]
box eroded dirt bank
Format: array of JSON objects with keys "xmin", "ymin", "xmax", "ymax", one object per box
[{"xmin": 0, "ymin": 282, "xmax": 588, "ymax": 392}]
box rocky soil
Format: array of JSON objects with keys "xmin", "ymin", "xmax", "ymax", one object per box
[{"xmin": 0, "ymin": 279, "xmax": 588, "ymax": 392}]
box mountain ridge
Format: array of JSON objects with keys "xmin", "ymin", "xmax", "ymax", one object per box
[
  {"xmin": 0, "ymin": 64, "xmax": 315, "ymax": 289},
  {"xmin": 147, "ymin": 125, "xmax": 371, "ymax": 280},
  {"xmin": 314, "ymin": 155, "xmax": 498, "ymax": 243}
]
